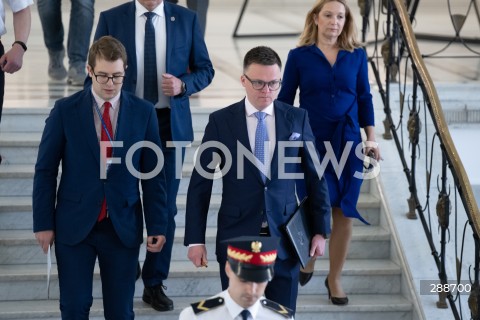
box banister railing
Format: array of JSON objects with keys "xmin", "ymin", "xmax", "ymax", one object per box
[{"xmin": 361, "ymin": 0, "xmax": 480, "ymax": 318}]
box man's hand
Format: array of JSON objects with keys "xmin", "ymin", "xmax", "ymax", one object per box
[
  {"xmin": 0, "ymin": 45, "xmax": 25, "ymax": 74},
  {"xmin": 147, "ymin": 235, "xmax": 166, "ymax": 253},
  {"xmin": 35, "ymin": 230, "xmax": 55, "ymax": 254},
  {"xmin": 309, "ymin": 234, "xmax": 327, "ymax": 257},
  {"xmin": 161, "ymin": 73, "xmax": 183, "ymax": 96},
  {"xmin": 187, "ymin": 245, "xmax": 208, "ymax": 268}
]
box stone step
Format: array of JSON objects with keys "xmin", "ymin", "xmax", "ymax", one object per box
[
  {"xmin": 0, "ymin": 107, "xmax": 217, "ymax": 133},
  {"xmin": 0, "ymin": 259, "xmax": 402, "ymax": 301},
  {"xmin": 0, "ymin": 132, "xmax": 203, "ymax": 165},
  {"xmin": 0, "ymin": 162, "xmax": 374, "ymax": 194},
  {"xmin": 0, "ymin": 191, "xmax": 381, "ymax": 230},
  {"xmin": 0, "ymin": 224, "xmax": 390, "ymax": 265},
  {"xmin": 0, "ymin": 293, "xmax": 412, "ymax": 320}
]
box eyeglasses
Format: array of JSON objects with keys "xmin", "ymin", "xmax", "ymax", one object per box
[
  {"xmin": 92, "ymin": 71, "xmax": 125, "ymax": 84},
  {"xmin": 243, "ymin": 74, "xmax": 282, "ymax": 91}
]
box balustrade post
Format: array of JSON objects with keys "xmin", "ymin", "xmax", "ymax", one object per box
[
  {"xmin": 469, "ymin": 233, "xmax": 480, "ymax": 319},
  {"xmin": 436, "ymin": 153, "xmax": 450, "ymax": 309}
]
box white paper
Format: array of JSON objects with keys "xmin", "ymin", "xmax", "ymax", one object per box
[{"xmin": 47, "ymin": 245, "xmax": 52, "ymax": 299}]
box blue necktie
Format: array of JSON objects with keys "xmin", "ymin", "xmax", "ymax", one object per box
[
  {"xmin": 240, "ymin": 309, "xmax": 251, "ymax": 320},
  {"xmin": 254, "ymin": 111, "xmax": 269, "ymax": 182},
  {"xmin": 144, "ymin": 12, "xmax": 158, "ymax": 104}
]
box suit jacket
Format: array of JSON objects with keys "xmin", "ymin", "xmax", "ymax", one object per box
[
  {"xmin": 93, "ymin": 1, "xmax": 215, "ymax": 142},
  {"xmin": 33, "ymin": 88, "xmax": 168, "ymax": 248},
  {"xmin": 184, "ymin": 99, "xmax": 331, "ymax": 260}
]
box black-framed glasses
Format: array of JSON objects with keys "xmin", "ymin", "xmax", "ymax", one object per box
[
  {"xmin": 92, "ymin": 71, "xmax": 125, "ymax": 84},
  {"xmin": 243, "ymin": 74, "xmax": 282, "ymax": 91}
]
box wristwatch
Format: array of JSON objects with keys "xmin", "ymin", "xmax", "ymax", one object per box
[{"xmin": 181, "ymin": 81, "xmax": 186, "ymax": 94}]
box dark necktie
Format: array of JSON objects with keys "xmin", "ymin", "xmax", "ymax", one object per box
[
  {"xmin": 254, "ymin": 111, "xmax": 269, "ymax": 183},
  {"xmin": 98, "ymin": 101, "xmax": 113, "ymax": 222},
  {"xmin": 144, "ymin": 12, "xmax": 158, "ymax": 104},
  {"xmin": 240, "ymin": 309, "xmax": 251, "ymax": 320}
]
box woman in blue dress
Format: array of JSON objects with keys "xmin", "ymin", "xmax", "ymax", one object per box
[{"xmin": 278, "ymin": 0, "xmax": 381, "ymax": 305}]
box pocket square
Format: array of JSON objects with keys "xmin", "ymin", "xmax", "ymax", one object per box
[{"xmin": 289, "ymin": 132, "xmax": 301, "ymax": 141}]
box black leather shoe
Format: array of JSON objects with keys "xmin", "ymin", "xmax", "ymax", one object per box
[
  {"xmin": 325, "ymin": 277, "xmax": 349, "ymax": 305},
  {"xmin": 143, "ymin": 284, "xmax": 174, "ymax": 311},
  {"xmin": 299, "ymin": 271, "xmax": 313, "ymax": 286}
]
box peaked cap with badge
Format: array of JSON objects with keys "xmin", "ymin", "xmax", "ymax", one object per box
[
  {"xmin": 225, "ymin": 236, "xmax": 279, "ymax": 283},
  {"xmin": 179, "ymin": 236, "xmax": 294, "ymax": 319}
]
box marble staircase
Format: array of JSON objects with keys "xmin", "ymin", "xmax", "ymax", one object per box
[{"xmin": 0, "ymin": 102, "xmax": 414, "ymax": 320}]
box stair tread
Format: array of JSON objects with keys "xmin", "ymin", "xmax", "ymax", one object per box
[
  {"xmin": 0, "ymin": 131, "xmax": 204, "ymax": 145},
  {"xmin": 0, "ymin": 163, "xmax": 196, "ymax": 178},
  {"xmin": 0, "ymin": 225, "xmax": 391, "ymax": 244},
  {"xmin": 0, "ymin": 259, "xmax": 401, "ymax": 279},
  {"xmin": 0, "ymin": 294, "xmax": 412, "ymax": 319},
  {"xmin": 0, "ymin": 192, "xmax": 380, "ymax": 208}
]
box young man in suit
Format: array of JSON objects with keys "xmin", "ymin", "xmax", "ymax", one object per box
[
  {"xmin": 179, "ymin": 236, "xmax": 294, "ymax": 320},
  {"xmin": 92, "ymin": 0, "xmax": 214, "ymax": 311},
  {"xmin": 184, "ymin": 46, "xmax": 331, "ymax": 313},
  {"xmin": 33, "ymin": 36, "xmax": 169, "ymax": 319}
]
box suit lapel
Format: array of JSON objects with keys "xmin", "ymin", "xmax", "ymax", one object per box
[
  {"xmin": 164, "ymin": 3, "xmax": 175, "ymax": 69},
  {"xmin": 271, "ymin": 102, "xmax": 294, "ymax": 182},
  {"xmin": 228, "ymin": 100, "xmax": 251, "ymax": 153},
  {"xmin": 226, "ymin": 100, "xmax": 264, "ymax": 184},
  {"xmin": 77, "ymin": 90, "xmax": 100, "ymax": 164},
  {"xmin": 107, "ymin": 92, "xmax": 131, "ymax": 179},
  {"xmin": 125, "ymin": 3, "xmax": 137, "ymax": 76}
]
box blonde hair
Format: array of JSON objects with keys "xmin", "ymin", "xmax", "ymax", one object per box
[{"xmin": 298, "ymin": 0, "xmax": 361, "ymax": 52}]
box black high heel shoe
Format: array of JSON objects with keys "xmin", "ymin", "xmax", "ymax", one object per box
[{"xmin": 325, "ymin": 277, "xmax": 349, "ymax": 305}]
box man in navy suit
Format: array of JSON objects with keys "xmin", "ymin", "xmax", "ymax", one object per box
[
  {"xmin": 92, "ymin": 0, "xmax": 214, "ymax": 311},
  {"xmin": 184, "ymin": 46, "xmax": 331, "ymax": 313},
  {"xmin": 33, "ymin": 36, "xmax": 168, "ymax": 319}
]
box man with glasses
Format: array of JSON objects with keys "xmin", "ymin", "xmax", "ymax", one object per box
[
  {"xmin": 33, "ymin": 36, "xmax": 169, "ymax": 319},
  {"xmin": 184, "ymin": 46, "xmax": 331, "ymax": 313}
]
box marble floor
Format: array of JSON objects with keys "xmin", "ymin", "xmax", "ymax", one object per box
[{"xmin": 0, "ymin": 0, "xmax": 478, "ymax": 111}]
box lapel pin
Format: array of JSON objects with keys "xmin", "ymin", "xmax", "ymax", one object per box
[{"xmin": 171, "ymin": 16, "xmax": 175, "ymax": 22}]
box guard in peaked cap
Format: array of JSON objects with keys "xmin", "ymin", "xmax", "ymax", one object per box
[
  {"xmin": 225, "ymin": 236, "xmax": 279, "ymax": 283},
  {"xmin": 178, "ymin": 235, "xmax": 294, "ymax": 320}
]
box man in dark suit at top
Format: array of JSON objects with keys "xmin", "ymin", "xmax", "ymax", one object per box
[
  {"xmin": 92, "ymin": 0, "xmax": 215, "ymax": 311},
  {"xmin": 33, "ymin": 36, "xmax": 168, "ymax": 319},
  {"xmin": 184, "ymin": 46, "xmax": 331, "ymax": 313}
]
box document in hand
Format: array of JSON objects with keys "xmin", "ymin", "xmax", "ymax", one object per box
[{"xmin": 284, "ymin": 197, "xmax": 312, "ymax": 269}]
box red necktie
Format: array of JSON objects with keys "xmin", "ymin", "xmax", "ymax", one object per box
[{"xmin": 98, "ymin": 101, "xmax": 113, "ymax": 222}]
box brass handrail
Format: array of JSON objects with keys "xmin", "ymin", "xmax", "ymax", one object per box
[
  {"xmin": 392, "ymin": 0, "xmax": 480, "ymax": 236},
  {"xmin": 365, "ymin": 0, "xmax": 480, "ymax": 318}
]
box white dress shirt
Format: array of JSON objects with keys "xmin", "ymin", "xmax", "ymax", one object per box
[
  {"xmin": 91, "ymin": 89, "xmax": 121, "ymax": 142},
  {"xmin": 134, "ymin": 0, "xmax": 168, "ymax": 108},
  {"xmin": 244, "ymin": 98, "xmax": 276, "ymax": 176},
  {"xmin": 178, "ymin": 290, "xmax": 294, "ymax": 320}
]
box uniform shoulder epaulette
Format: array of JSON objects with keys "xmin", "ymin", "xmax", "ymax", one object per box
[
  {"xmin": 191, "ymin": 296, "xmax": 225, "ymax": 315},
  {"xmin": 260, "ymin": 298, "xmax": 294, "ymax": 318}
]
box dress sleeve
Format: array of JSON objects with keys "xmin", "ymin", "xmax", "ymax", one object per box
[
  {"xmin": 278, "ymin": 49, "xmax": 300, "ymax": 106},
  {"xmin": 356, "ymin": 48, "xmax": 375, "ymax": 127}
]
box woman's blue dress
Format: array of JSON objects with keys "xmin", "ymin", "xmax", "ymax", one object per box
[{"xmin": 278, "ymin": 45, "xmax": 374, "ymax": 224}]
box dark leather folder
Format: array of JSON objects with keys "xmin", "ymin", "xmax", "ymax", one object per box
[{"xmin": 284, "ymin": 197, "xmax": 312, "ymax": 269}]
